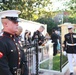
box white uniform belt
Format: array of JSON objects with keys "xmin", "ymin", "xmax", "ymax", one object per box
[{"xmin": 67, "ymin": 43, "xmax": 76, "ymax": 46}]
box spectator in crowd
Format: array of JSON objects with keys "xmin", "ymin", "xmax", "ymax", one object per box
[
  {"xmin": 24, "ymin": 30, "xmax": 31, "ymax": 48},
  {"xmin": 15, "ymin": 26, "xmax": 23, "ymax": 48},
  {"xmin": 44, "ymin": 32, "xmax": 51, "ymax": 53},
  {"xmin": 15, "ymin": 26, "xmax": 23, "ymax": 41},
  {"xmin": 0, "ymin": 10, "xmax": 28, "ymax": 75},
  {"xmin": 51, "ymin": 29, "xmax": 59, "ymax": 56},
  {"xmin": 55, "ymin": 30, "xmax": 61, "ymax": 53},
  {"xmin": 45, "ymin": 32, "xmax": 51, "ymax": 41}
]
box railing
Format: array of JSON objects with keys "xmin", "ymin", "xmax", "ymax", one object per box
[
  {"xmin": 23, "ymin": 40, "xmax": 68, "ymax": 75},
  {"xmin": 23, "ymin": 40, "xmax": 53, "ymax": 75}
]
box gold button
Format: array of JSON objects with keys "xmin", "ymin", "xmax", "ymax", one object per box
[
  {"xmin": 15, "ymin": 43, "xmax": 17, "ymax": 45},
  {"xmin": 17, "ymin": 47, "xmax": 19, "ymax": 50},
  {"xmin": 10, "ymin": 35, "xmax": 12, "ymax": 37},
  {"xmin": 19, "ymin": 52, "xmax": 20, "ymax": 55},
  {"xmin": 19, "ymin": 62, "xmax": 20, "ymax": 65},
  {"xmin": 13, "ymin": 39, "xmax": 15, "ymax": 41},
  {"xmin": 11, "ymin": 50, "xmax": 13, "ymax": 52},
  {"xmin": 14, "ymin": 71, "xmax": 16, "ymax": 73},
  {"xmin": 19, "ymin": 57, "xmax": 21, "ymax": 60},
  {"xmin": 21, "ymin": 44, "xmax": 22, "ymax": 47}
]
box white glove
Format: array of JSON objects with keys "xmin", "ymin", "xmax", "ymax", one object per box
[{"xmin": 63, "ymin": 51, "xmax": 67, "ymax": 56}]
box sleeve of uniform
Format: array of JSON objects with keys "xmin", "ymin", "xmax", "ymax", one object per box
[
  {"xmin": 63, "ymin": 35, "xmax": 67, "ymax": 51},
  {"xmin": 0, "ymin": 41, "xmax": 13, "ymax": 75},
  {"xmin": 64, "ymin": 35, "xmax": 67, "ymax": 47},
  {"xmin": 32, "ymin": 32, "xmax": 36, "ymax": 41},
  {"xmin": 21, "ymin": 50, "xmax": 29, "ymax": 75}
]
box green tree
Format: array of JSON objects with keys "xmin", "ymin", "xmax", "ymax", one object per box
[
  {"xmin": 63, "ymin": 0, "xmax": 76, "ymax": 17},
  {"xmin": 36, "ymin": 17, "xmax": 57, "ymax": 34},
  {"xmin": 67, "ymin": 0, "xmax": 76, "ymax": 13},
  {"xmin": 62, "ymin": 0, "xmax": 76, "ymax": 23},
  {"xmin": 0, "ymin": 0, "xmax": 52, "ymax": 20}
]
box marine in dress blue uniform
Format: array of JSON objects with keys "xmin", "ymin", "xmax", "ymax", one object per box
[
  {"xmin": 32, "ymin": 26, "xmax": 45, "ymax": 74},
  {"xmin": 63, "ymin": 25, "xmax": 76, "ymax": 75},
  {"xmin": 0, "ymin": 10, "xmax": 28, "ymax": 75}
]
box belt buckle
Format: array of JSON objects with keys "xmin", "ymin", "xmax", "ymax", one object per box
[{"xmin": 17, "ymin": 68, "xmax": 21, "ymax": 75}]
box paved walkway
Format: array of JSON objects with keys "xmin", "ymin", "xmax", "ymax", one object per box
[
  {"xmin": 39, "ymin": 71, "xmax": 63, "ymax": 75},
  {"xmin": 39, "ymin": 66, "xmax": 76, "ymax": 75},
  {"xmin": 64, "ymin": 66, "xmax": 76, "ymax": 75}
]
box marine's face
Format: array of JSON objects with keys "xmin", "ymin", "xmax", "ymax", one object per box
[
  {"xmin": 40, "ymin": 27, "xmax": 44, "ymax": 32},
  {"xmin": 68, "ymin": 28, "xmax": 73, "ymax": 33},
  {"xmin": 7, "ymin": 19, "xmax": 18, "ymax": 34}
]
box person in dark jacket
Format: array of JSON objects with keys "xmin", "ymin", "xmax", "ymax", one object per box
[
  {"xmin": 51, "ymin": 29, "xmax": 59, "ymax": 56},
  {"xmin": 32, "ymin": 26, "xmax": 45, "ymax": 74},
  {"xmin": 0, "ymin": 10, "xmax": 28, "ymax": 75},
  {"xmin": 63, "ymin": 25, "xmax": 76, "ymax": 75},
  {"xmin": 32, "ymin": 26, "xmax": 45, "ymax": 46},
  {"xmin": 24, "ymin": 30, "xmax": 31, "ymax": 48}
]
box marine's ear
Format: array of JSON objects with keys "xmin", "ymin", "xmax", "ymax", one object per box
[{"xmin": 1, "ymin": 19, "xmax": 8, "ymax": 27}]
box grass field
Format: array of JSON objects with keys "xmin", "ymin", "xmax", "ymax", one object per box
[{"xmin": 40, "ymin": 54, "xmax": 68, "ymax": 71}]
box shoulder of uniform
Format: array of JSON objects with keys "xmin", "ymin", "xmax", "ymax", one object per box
[
  {"xmin": 0, "ymin": 37, "xmax": 4, "ymax": 44},
  {"xmin": 73, "ymin": 33, "xmax": 76, "ymax": 35},
  {"xmin": 34, "ymin": 31, "xmax": 39, "ymax": 35},
  {"xmin": 64, "ymin": 34, "xmax": 69, "ymax": 38},
  {"xmin": 65, "ymin": 33, "xmax": 68, "ymax": 36},
  {"xmin": 0, "ymin": 36, "xmax": 3, "ymax": 40},
  {"xmin": 0, "ymin": 36, "xmax": 7, "ymax": 41}
]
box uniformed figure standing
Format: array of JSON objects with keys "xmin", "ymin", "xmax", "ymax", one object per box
[
  {"xmin": 32, "ymin": 26, "xmax": 45, "ymax": 74},
  {"xmin": 0, "ymin": 10, "xmax": 28, "ymax": 75},
  {"xmin": 63, "ymin": 25, "xmax": 76, "ymax": 75}
]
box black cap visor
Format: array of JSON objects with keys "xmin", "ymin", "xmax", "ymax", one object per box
[
  {"xmin": 2, "ymin": 17, "xmax": 20, "ymax": 23},
  {"xmin": 68, "ymin": 28, "xmax": 72, "ymax": 30}
]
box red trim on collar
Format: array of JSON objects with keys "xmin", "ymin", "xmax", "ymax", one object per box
[{"xmin": 0, "ymin": 52, "xmax": 3, "ymax": 58}]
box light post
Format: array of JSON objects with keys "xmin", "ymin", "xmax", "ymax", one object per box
[{"xmin": 58, "ymin": 12, "xmax": 64, "ymax": 72}]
